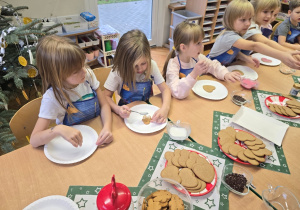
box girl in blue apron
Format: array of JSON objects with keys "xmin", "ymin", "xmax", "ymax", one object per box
[
  {"xmin": 30, "ymin": 35, "xmax": 113, "ymax": 148},
  {"xmin": 162, "ymin": 22, "xmax": 240, "ymax": 100},
  {"xmin": 104, "ymin": 29, "xmax": 171, "ymax": 124}
]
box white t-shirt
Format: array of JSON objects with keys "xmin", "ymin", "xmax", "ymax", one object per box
[
  {"xmin": 39, "ymin": 67, "xmax": 100, "ymax": 125},
  {"xmin": 104, "ymin": 60, "xmax": 165, "ymax": 94}
]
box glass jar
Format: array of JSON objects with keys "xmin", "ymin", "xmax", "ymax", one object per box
[{"xmin": 289, "ymin": 83, "xmax": 300, "ymax": 96}]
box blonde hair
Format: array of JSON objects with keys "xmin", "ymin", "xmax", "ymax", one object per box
[
  {"xmin": 112, "ymin": 29, "xmax": 151, "ymax": 90},
  {"xmin": 162, "ymin": 21, "xmax": 204, "ymax": 79},
  {"xmin": 251, "ymin": 0, "xmax": 281, "ymax": 20},
  {"xmin": 223, "ymin": 0, "xmax": 254, "ymax": 31},
  {"xmin": 36, "ymin": 35, "xmax": 86, "ymax": 112}
]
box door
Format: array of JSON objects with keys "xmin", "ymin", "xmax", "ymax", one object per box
[{"xmin": 98, "ymin": 0, "xmax": 158, "ymax": 46}]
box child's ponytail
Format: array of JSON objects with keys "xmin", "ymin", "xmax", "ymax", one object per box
[{"xmin": 162, "ymin": 48, "xmax": 176, "ymax": 80}]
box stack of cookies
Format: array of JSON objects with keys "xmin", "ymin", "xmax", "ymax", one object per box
[
  {"xmin": 160, "ymin": 149, "xmax": 215, "ymax": 194},
  {"xmin": 267, "ymin": 95, "xmax": 300, "ymax": 117},
  {"xmin": 218, "ymin": 127, "xmax": 272, "ymax": 166},
  {"xmin": 142, "ymin": 190, "xmax": 184, "ymax": 210}
]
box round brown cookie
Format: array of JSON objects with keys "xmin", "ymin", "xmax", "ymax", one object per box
[
  {"xmin": 152, "ymin": 190, "xmax": 172, "ymax": 203},
  {"xmin": 222, "ymin": 141, "xmax": 234, "ymax": 153},
  {"xmin": 237, "ymin": 150, "xmax": 248, "ymax": 162},
  {"xmin": 291, "ymin": 108, "xmax": 300, "ymax": 114},
  {"xmin": 278, "ymin": 105, "xmax": 288, "ymax": 116},
  {"xmin": 247, "ymin": 158, "xmax": 260, "ymax": 165},
  {"xmin": 147, "ymin": 199, "xmax": 162, "ymax": 210},
  {"xmin": 187, "ymin": 180, "xmax": 206, "ymax": 193},
  {"xmin": 228, "ymin": 144, "xmax": 244, "ymax": 157},
  {"xmin": 185, "ymin": 178, "xmax": 202, "ymax": 190},
  {"xmin": 164, "ymin": 151, "xmax": 174, "ymax": 167},
  {"xmin": 243, "ymin": 149, "xmax": 256, "ymax": 159},
  {"xmin": 236, "ymin": 130, "xmax": 256, "ymax": 141},
  {"xmin": 169, "ymin": 194, "xmax": 184, "ymax": 210},
  {"xmin": 171, "ymin": 149, "xmax": 181, "ymax": 167},
  {"xmin": 253, "ymin": 138, "xmax": 263, "ymax": 145},
  {"xmin": 248, "ymin": 143, "xmax": 265, "ymax": 150},
  {"xmin": 225, "ymin": 126, "xmax": 236, "ymax": 138},
  {"xmin": 283, "ymin": 106, "xmax": 297, "ymax": 117},
  {"xmin": 186, "ymin": 158, "xmax": 196, "ymax": 169},
  {"xmin": 286, "ymin": 99, "xmax": 300, "ymax": 106},
  {"xmin": 219, "ymin": 135, "xmax": 235, "ymax": 146},
  {"xmin": 179, "ymin": 168, "xmax": 198, "ymax": 188},
  {"xmin": 252, "ymin": 148, "xmax": 272, "ymax": 156},
  {"xmin": 269, "ymin": 104, "xmax": 276, "ymax": 113},
  {"xmin": 218, "ymin": 129, "xmax": 233, "ymax": 140},
  {"xmin": 178, "ymin": 149, "xmax": 190, "ymax": 168},
  {"xmin": 281, "ymin": 94, "xmax": 296, "ymax": 101},
  {"xmin": 195, "ymin": 156, "xmax": 210, "ymax": 166},
  {"xmin": 160, "ymin": 165, "xmax": 181, "ymax": 184},
  {"xmin": 192, "ymin": 163, "xmax": 215, "ymax": 183},
  {"xmin": 243, "ymin": 140, "xmax": 257, "ymax": 146},
  {"xmin": 273, "ymin": 104, "xmax": 283, "ymax": 114},
  {"xmin": 253, "ymin": 155, "xmax": 266, "ymax": 162}
]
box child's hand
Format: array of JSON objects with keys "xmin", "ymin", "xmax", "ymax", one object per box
[
  {"xmin": 118, "ymin": 105, "xmax": 130, "ymax": 118},
  {"xmin": 58, "ymin": 125, "xmax": 83, "ymax": 147},
  {"xmin": 191, "ymin": 60, "xmax": 209, "ymax": 78},
  {"xmin": 251, "ymin": 58, "xmax": 260, "ymax": 68},
  {"xmin": 283, "ymin": 51, "xmax": 300, "ymax": 69},
  {"xmin": 151, "ymin": 108, "xmax": 168, "ymax": 124},
  {"xmin": 224, "ymin": 72, "xmax": 241, "ymax": 82},
  {"xmin": 96, "ymin": 127, "xmax": 113, "ymax": 146}
]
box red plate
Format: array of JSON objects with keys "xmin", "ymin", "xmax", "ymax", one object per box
[
  {"xmin": 264, "ymin": 95, "xmax": 300, "ymax": 119},
  {"xmin": 165, "ymin": 150, "xmax": 217, "ymax": 197},
  {"xmin": 217, "ymin": 129, "xmax": 265, "ymax": 165}
]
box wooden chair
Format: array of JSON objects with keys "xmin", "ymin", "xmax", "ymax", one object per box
[
  {"xmin": 9, "ymin": 97, "xmax": 42, "ymax": 143},
  {"xmin": 93, "ymin": 67, "xmax": 117, "ymax": 103},
  {"xmin": 270, "ymin": 21, "xmax": 282, "ymax": 40}
]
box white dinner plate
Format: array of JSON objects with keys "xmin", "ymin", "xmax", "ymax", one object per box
[
  {"xmin": 23, "ymin": 195, "xmax": 78, "ymax": 210},
  {"xmin": 227, "ymin": 65, "xmax": 258, "ymax": 80},
  {"xmin": 192, "ymin": 80, "xmax": 228, "ymax": 100},
  {"xmin": 44, "ymin": 125, "xmax": 98, "ymax": 164},
  {"xmin": 124, "ymin": 104, "xmax": 167, "ymax": 134},
  {"xmin": 251, "ymin": 53, "xmax": 281, "ymax": 66}
]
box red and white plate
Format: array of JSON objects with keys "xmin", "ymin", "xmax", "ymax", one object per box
[
  {"xmin": 165, "ymin": 150, "xmax": 217, "ymax": 196},
  {"xmin": 265, "ymin": 95, "xmax": 300, "ymax": 119},
  {"xmin": 218, "ymin": 129, "xmax": 265, "ymax": 165}
]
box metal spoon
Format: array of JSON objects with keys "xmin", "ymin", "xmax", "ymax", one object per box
[{"xmin": 130, "ymin": 110, "xmax": 149, "ymax": 115}]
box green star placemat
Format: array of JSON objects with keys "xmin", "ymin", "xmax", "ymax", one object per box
[
  {"xmin": 66, "ymin": 186, "xmax": 141, "ymax": 209},
  {"xmin": 138, "ymin": 133, "xmax": 232, "ymax": 210},
  {"xmin": 292, "ymin": 75, "xmax": 300, "ymax": 83},
  {"xmin": 211, "ymin": 111, "xmax": 290, "ymax": 174},
  {"xmin": 252, "ymin": 89, "xmax": 300, "ymax": 127}
]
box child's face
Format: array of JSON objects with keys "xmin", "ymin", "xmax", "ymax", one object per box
[
  {"xmin": 289, "ymin": 7, "xmax": 300, "ymax": 23},
  {"xmin": 271, "ymin": 7, "xmax": 280, "ymax": 23},
  {"xmin": 233, "ymin": 16, "xmax": 252, "ymax": 35},
  {"xmin": 134, "ymin": 56, "xmax": 148, "ymax": 74},
  {"xmin": 65, "ymin": 67, "xmax": 87, "ymax": 88},
  {"xmin": 256, "ymin": 9, "xmax": 275, "ymax": 26},
  {"xmin": 186, "ymin": 38, "xmax": 203, "ymax": 58}
]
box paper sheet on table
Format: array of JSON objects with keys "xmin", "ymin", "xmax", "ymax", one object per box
[{"xmin": 231, "ymin": 106, "xmax": 289, "ymax": 146}]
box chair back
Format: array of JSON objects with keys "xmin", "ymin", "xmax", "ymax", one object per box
[
  {"xmin": 270, "ymin": 21, "xmax": 282, "ymax": 40},
  {"xmin": 9, "ymin": 97, "xmax": 42, "ymax": 142}
]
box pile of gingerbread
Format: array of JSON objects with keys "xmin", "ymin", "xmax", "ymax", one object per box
[{"xmin": 267, "ymin": 96, "xmax": 300, "ymax": 117}]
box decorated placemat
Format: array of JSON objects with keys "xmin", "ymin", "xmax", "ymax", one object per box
[
  {"xmin": 292, "ymin": 75, "xmax": 300, "ymax": 83},
  {"xmin": 66, "ymin": 186, "xmax": 141, "ymax": 209},
  {"xmin": 211, "ymin": 111, "xmax": 290, "ymax": 174},
  {"xmin": 138, "ymin": 133, "xmax": 232, "ymax": 210},
  {"xmin": 252, "ymin": 89, "xmax": 300, "ymax": 127}
]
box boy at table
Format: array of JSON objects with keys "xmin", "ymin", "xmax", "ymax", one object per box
[{"xmin": 273, "ymin": 0, "xmax": 300, "ymax": 50}]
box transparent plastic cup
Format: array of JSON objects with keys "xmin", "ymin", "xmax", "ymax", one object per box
[{"xmin": 167, "ymin": 120, "xmax": 191, "ymax": 140}]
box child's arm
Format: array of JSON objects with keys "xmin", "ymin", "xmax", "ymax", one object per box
[
  {"xmin": 104, "ymin": 89, "xmax": 130, "ymax": 118},
  {"xmin": 233, "ymin": 39, "xmax": 300, "ymax": 69},
  {"xmin": 278, "ymin": 35, "xmax": 300, "ymax": 50},
  {"xmin": 236, "ymin": 52, "xmax": 260, "ymax": 68},
  {"xmin": 95, "ymin": 88, "xmax": 113, "ymax": 146},
  {"xmin": 30, "ymin": 118, "xmax": 83, "ymax": 147},
  {"xmin": 151, "ymin": 82, "xmax": 171, "ymax": 124}
]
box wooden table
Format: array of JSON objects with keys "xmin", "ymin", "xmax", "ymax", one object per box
[
  {"xmin": 150, "ymin": 62, "xmax": 300, "ymax": 209},
  {"xmin": 0, "ymin": 63, "xmax": 299, "ymax": 209}
]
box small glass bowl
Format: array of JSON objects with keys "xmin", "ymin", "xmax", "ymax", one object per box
[
  {"xmin": 230, "ymin": 90, "xmax": 252, "ymax": 106},
  {"xmin": 279, "ymin": 63, "xmax": 296, "ymax": 75},
  {"xmin": 221, "ymin": 164, "xmax": 253, "ymax": 196},
  {"xmin": 137, "ymin": 178, "xmax": 193, "ymax": 210},
  {"xmin": 240, "ymin": 77, "xmax": 259, "ymax": 89},
  {"xmin": 167, "ymin": 120, "xmax": 191, "ymax": 140}
]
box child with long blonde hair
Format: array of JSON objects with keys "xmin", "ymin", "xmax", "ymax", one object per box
[
  {"xmin": 31, "ymin": 35, "xmax": 113, "ymax": 148},
  {"xmin": 208, "ymin": 0, "xmax": 300, "ymax": 69},
  {"xmin": 104, "ymin": 29, "xmax": 171, "ymax": 123},
  {"xmin": 163, "ymin": 22, "xmax": 240, "ymax": 99}
]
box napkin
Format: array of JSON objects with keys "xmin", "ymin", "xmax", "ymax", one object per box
[{"xmin": 231, "ymin": 106, "xmax": 289, "ymax": 146}]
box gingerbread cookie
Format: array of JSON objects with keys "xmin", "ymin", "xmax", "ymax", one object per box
[
  {"xmin": 160, "ymin": 166, "xmax": 181, "ymax": 184},
  {"xmin": 236, "ymin": 130, "xmax": 256, "ymax": 141},
  {"xmin": 203, "ymin": 85, "xmax": 216, "ymax": 93},
  {"xmin": 179, "ymin": 168, "xmax": 198, "ymax": 188},
  {"xmin": 192, "ymin": 163, "xmax": 215, "ymax": 183}
]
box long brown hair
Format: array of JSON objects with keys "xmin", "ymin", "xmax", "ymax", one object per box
[
  {"xmin": 162, "ymin": 22, "xmax": 204, "ymax": 80},
  {"xmin": 36, "ymin": 35, "xmax": 86, "ymax": 112},
  {"xmin": 112, "ymin": 29, "xmax": 151, "ymax": 90}
]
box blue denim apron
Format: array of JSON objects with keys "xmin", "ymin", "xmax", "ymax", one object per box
[
  {"xmin": 207, "ymin": 46, "xmax": 240, "ymax": 66},
  {"xmin": 118, "ymin": 76, "xmax": 153, "ymax": 106},
  {"xmin": 261, "ymin": 27, "xmax": 273, "ymax": 38},
  {"xmin": 273, "ymin": 19, "xmax": 300, "ymax": 43},
  {"xmin": 178, "ymin": 55, "xmax": 198, "ymax": 78},
  {"xmin": 63, "ymin": 84, "xmax": 100, "ymax": 126}
]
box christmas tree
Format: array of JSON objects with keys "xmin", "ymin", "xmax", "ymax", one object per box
[{"xmin": 0, "ymin": 4, "xmax": 61, "ymax": 154}]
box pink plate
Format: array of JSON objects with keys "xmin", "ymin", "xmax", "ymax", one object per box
[
  {"xmin": 165, "ymin": 150, "xmax": 217, "ymax": 197},
  {"xmin": 218, "ymin": 129, "xmax": 265, "ymax": 165},
  {"xmin": 264, "ymin": 95, "xmax": 300, "ymax": 119}
]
